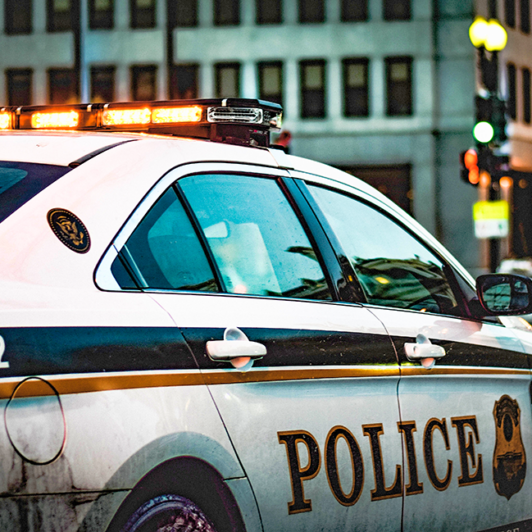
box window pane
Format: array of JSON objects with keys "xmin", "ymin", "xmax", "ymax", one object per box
[
  {"xmin": 341, "ymin": 0, "xmax": 368, "ymax": 22},
  {"xmin": 5, "ymin": 0, "xmax": 32, "ymax": 34},
  {"xmin": 308, "ymin": 185, "xmax": 458, "ymax": 314},
  {"xmin": 506, "ymin": 0, "xmax": 516, "ymax": 27},
  {"xmin": 383, "ymin": 0, "xmax": 411, "ymax": 20},
  {"xmin": 131, "ymin": 65, "xmax": 157, "ymax": 101},
  {"xmin": 215, "ymin": 63, "xmax": 240, "ymax": 98},
  {"xmin": 170, "ymin": 64, "xmax": 199, "ymax": 99},
  {"xmin": 169, "ymin": 0, "xmax": 198, "ymax": 27},
  {"xmin": 47, "ymin": 0, "xmax": 74, "ymax": 31},
  {"xmin": 523, "ymin": 68, "xmax": 531, "ymax": 123},
  {"xmin": 180, "ymin": 174, "xmax": 332, "ymax": 300},
  {"xmin": 48, "ymin": 69, "xmax": 78, "ymax": 104},
  {"xmin": 300, "ymin": 60, "xmax": 326, "ymax": 118},
  {"xmin": 91, "ymin": 66, "xmax": 115, "ymax": 102},
  {"xmin": 521, "ymin": 0, "xmax": 530, "ymax": 32},
  {"xmin": 89, "ymin": 0, "xmax": 114, "ymax": 29},
  {"xmin": 256, "ymin": 0, "xmax": 282, "ymax": 24},
  {"xmin": 7, "ymin": 69, "xmax": 32, "ymax": 105},
  {"xmin": 258, "ymin": 61, "xmax": 283, "ymax": 107},
  {"xmin": 343, "ymin": 58, "xmax": 369, "ymax": 117},
  {"xmin": 122, "ymin": 187, "xmax": 218, "ymax": 292},
  {"xmin": 508, "ymin": 63, "xmax": 517, "ymax": 120},
  {"xmin": 214, "ymin": 0, "xmax": 240, "ymax": 25},
  {"xmin": 130, "ymin": 0, "xmax": 156, "ymax": 28},
  {"xmin": 298, "ymin": 0, "xmax": 325, "ymax": 22},
  {"xmin": 386, "ymin": 57, "xmax": 413, "ymax": 116}
]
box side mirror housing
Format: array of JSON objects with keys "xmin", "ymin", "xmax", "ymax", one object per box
[{"xmin": 476, "ymin": 273, "xmax": 532, "ymax": 315}]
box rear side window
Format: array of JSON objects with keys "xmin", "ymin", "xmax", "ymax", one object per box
[{"xmin": 0, "ymin": 161, "xmax": 71, "ymax": 223}]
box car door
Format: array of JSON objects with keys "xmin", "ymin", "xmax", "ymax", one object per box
[
  {"xmin": 108, "ymin": 162, "xmax": 404, "ymax": 532},
  {"xmin": 302, "ymin": 175, "xmax": 532, "ymax": 532}
]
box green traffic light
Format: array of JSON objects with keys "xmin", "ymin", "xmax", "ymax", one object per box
[{"xmin": 473, "ymin": 121, "xmax": 495, "ymax": 143}]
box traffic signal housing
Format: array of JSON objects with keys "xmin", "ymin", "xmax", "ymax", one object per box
[
  {"xmin": 460, "ymin": 148, "xmax": 480, "ymax": 185},
  {"xmin": 473, "ymin": 95, "xmax": 507, "ymax": 145}
]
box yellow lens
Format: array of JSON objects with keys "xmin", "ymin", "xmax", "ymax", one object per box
[
  {"xmin": 102, "ymin": 108, "xmax": 151, "ymax": 126},
  {"xmin": 31, "ymin": 111, "xmax": 79, "ymax": 129},
  {"xmin": 152, "ymin": 106, "xmax": 202, "ymax": 124},
  {"xmin": 0, "ymin": 113, "xmax": 11, "ymax": 129}
]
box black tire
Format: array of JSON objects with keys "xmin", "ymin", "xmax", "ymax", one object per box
[{"xmin": 122, "ymin": 494, "xmax": 218, "ymax": 532}]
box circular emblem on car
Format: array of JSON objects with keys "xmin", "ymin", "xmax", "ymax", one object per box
[{"xmin": 47, "ymin": 209, "xmax": 90, "ymax": 253}]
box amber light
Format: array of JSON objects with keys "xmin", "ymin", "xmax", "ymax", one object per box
[
  {"xmin": 152, "ymin": 106, "xmax": 202, "ymax": 124},
  {"xmin": 500, "ymin": 176, "xmax": 513, "ymax": 189},
  {"xmin": 102, "ymin": 108, "xmax": 151, "ymax": 126},
  {"xmin": 0, "ymin": 112, "xmax": 11, "ymax": 129},
  {"xmin": 31, "ymin": 111, "xmax": 79, "ymax": 129}
]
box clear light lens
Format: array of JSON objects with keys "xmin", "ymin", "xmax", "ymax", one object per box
[
  {"xmin": 152, "ymin": 106, "xmax": 202, "ymax": 124},
  {"xmin": 0, "ymin": 112, "xmax": 11, "ymax": 129},
  {"xmin": 473, "ymin": 121, "xmax": 495, "ymax": 143},
  {"xmin": 208, "ymin": 107, "xmax": 263, "ymax": 124},
  {"xmin": 102, "ymin": 108, "xmax": 151, "ymax": 126},
  {"xmin": 31, "ymin": 111, "xmax": 79, "ymax": 129}
]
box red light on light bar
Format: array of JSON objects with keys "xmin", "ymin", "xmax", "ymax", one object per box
[
  {"xmin": 152, "ymin": 106, "xmax": 202, "ymax": 124},
  {"xmin": 31, "ymin": 111, "xmax": 79, "ymax": 129},
  {"xmin": 102, "ymin": 108, "xmax": 151, "ymax": 126},
  {"xmin": 0, "ymin": 112, "xmax": 11, "ymax": 129}
]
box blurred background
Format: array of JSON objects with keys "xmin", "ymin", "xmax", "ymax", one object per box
[{"xmin": 0, "ymin": 0, "xmax": 531, "ymax": 277}]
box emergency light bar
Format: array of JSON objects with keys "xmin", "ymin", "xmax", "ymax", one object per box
[{"xmin": 0, "ymin": 99, "xmax": 283, "ymax": 147}]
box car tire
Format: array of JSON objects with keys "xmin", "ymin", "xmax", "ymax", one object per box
[{"xmin": 121, "ymin": 494, "xmax": 218, "ymax": 532}]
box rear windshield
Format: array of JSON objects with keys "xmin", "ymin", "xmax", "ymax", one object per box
[{"xmin": 0, "ymin": 161, "xmax": 71, "ymax": 223}]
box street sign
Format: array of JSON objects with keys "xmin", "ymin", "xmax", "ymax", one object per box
[{"xmin": 473, "ymin": 200, "xmax": 509, "ymax": 238}]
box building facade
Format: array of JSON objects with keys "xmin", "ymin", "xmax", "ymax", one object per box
[{"xmin": 1, "ymin": 0, "xmax": 532, "ymax": 274}]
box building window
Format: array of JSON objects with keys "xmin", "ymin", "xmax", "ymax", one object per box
[
  {"xmin": 256, "ymin": 0, "xmax": 282, "ymax": 24},
  {"xmin": 47, "ymin": 0, "xmax": 75, "ymax": 32},
  {"xmin": 489, "ymin": 0, "xmax": 498, "ymax": 18},
  {"xmin": 300, "ymin": 59, "xmax": 326, "ymax": 118},
  {"xmin": 131, "ymin": 65, "xmax": 157, "ymax": 100},
  {"xmin": 5, "ymin": 0, "xmax": 32, "ymax": 34},
  {"xmin": 343, "ymin": 58, "xmax": 369, "ymax": 117},
  {"xmin": 341, "ymin": 0, "xmax": 368, "ymax": 22},
  {"xmin": 213, "ymin": 0, "xmax": 240, "ymax": 26},
  {"xmin": 523, "ymin": 68, "xmax": 531, "ymax": 123},
  {"xmin": 258, "ymin": 61, "xmax": 283, "ymax": 107},
  {"xmin": 505, "ymin": 0, "xmax": 516, "ymax": 27},
  {"xmin": 130, "ymin": 0, "xmax": 156, "ymax": 29},
  {"xmin": 89, "ymin": 0, "xmax": 113, "ymax": 29},
  {"xmin": 91, "ymin": 66, "xmax": 115, "ymax": 102},
  {"xmin": 385, "ymin": 57, "xmax": 413, "ymax": 116},
  {"xmin": 49, "ymin": 69, "xmax": 78, "ymax": 104},
  {"xmin": 6, "ymin": 69, "xmax": 32, "ymax": 105},
  {"xmin": 508, "ymin": 63, "xmax": 517, "ymax": 119},
  {"xmin": 168, "ymin": 0, "xmax": 197, "ymax": 27},
  {"xmin": 383, "ymin": 0, "xmax": 411, "ymax": 20},
  {"xmin": 298, "ymin": 0, "xmax": 325, "ymax": 23},
  {"xmin": 170, "ymin": 64, "xmax": 199, "ymax": 99},
  {"xmin": 214, "ymin": 62, "xmax": 240, "ymax": 98},
  {"xmin": 521, "ymin": 0, "xmax": 530, "ymax": 32}
]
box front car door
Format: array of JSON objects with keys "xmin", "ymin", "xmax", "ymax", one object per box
[
  {"xmin": 107, "ymin": 162, "xmax": 404, "ymax": 531},
  {"xmin": 301, "ymin": 172, "xmax": 532, "ymax": 532}
]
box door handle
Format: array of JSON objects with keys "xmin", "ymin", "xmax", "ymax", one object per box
[
  {"xmin": 206, "ymin": 327, "xmax": 266, "ymax": 369},
  {"xmin": 404, "ymin": 334, "xmax": 446, "ymax": 369}
]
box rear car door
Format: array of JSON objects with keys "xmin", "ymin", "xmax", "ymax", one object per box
[
  {"xmin": 303, "ymin": 176, "xmax": 532, "ymax": 532},
  {"xmin": 108, "ymin": 162, "xmax": 404, "ymax": 531}
]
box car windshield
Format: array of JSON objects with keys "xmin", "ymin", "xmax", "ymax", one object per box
[{"xmin": 0, "ymin": 161, "xmax": 71, "ymax": 223}]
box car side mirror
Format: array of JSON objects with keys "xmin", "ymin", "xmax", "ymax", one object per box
[{"xmin": 476, "ymin": 273, "xmax": 532, "ymax": 315}]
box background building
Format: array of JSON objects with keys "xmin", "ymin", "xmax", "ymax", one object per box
[{"xmin": 1, "ymin": 0, "xmax": 532, "ymax": 275}]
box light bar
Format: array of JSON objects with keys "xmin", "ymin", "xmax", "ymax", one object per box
[
  {"xmin": 31, "ymin": 111, "xmax": 79, "ymax": 129},
  {"xmin": 152, "ymin": 106, "xmax": 202, "ymax": 124},
  {"xmin": 208, "ymin": 107, "xmax": 263, "ymax": 124},
  {"xmin": 102, "ymin": 108, "xmax": 151, "ymax": 127},
  {"xmin": 0, "ymin": 112, "xmax": 11, "ymax": 130}
]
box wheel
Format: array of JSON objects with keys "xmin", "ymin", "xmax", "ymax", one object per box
[{"xmin": 121, "ymin": 494, "xmax": 218, "ymax": 532}]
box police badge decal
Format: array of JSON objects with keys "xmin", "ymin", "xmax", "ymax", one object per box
[
  {"xmin": 493, "ymin": 395, "xmax": 526, "ymax": 500},
  {"xmin": 47, "ymin": 209, "xmax": 91, "ymax": 253}
]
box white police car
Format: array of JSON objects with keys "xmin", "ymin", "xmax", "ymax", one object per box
[{"xmin": 1, "ymin": 99, "xmax": 532, "ymax": 532}]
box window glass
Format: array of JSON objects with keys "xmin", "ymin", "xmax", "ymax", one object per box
[
  {"xmin": 213, "ymin": 0, "xmax": 240, "ymax": 25},
  {"xmin": 130, "ymin": 0, "xmax": 156, "ymax": 28},
  {"xmin": 7, "ymin": 69, "xmax": 33, "ymax": 106},
  {"xmin": 215, "ymin": 63, "xmax": 240, "ymax": 98},
  {"xmin": 383, "ymin": 0, "xmax": 411, "ymax": 20},
  {"xmin": 47, "ymin": 0, "xmax": 74, "ymax": 32},
  {"xmin": 256, "ymin": 0, "xmax": 282, "ymax": 24},
  {"xmin": 341, "ymin": 0, "xmax": 368, "ymax": 21},
  {"xmin": 258, "ymin": 61, "xmax": 283, "ymax": 107},
  {"xmin": 298, "ymin": 0, "xmax": 324, "ymax": 22},
  {"xmin": 300, "ymin": 59, "xmax": 326, "ymax": 118},
  {"xmin": 48, "ymin": 68, "xmax": 78, "ymax": 104},
  {"xmin": 308, "ymin": 185, "xmax": 458, "ymax": 314},
  {"xmin": 170, "ymin": 64, "xmax": 199, "ymax": 99},
  {"xmin": 119, "ymin": 187, "xmax": 217, "ymax": 292},
  {"xmin": 169, "ymin": 0, "xmax": 197, "ymax": 27},
  {"xmin": 131, "ymin": 65, "xmax": 157, "ymax": 101},
  {"xmin": 91, "ymin": 66, "xmax": 115, "ymax": 102},
  {"xmin": 180, "ymin": 174, "xmax": 332, "ymax": 300},
  {"xmin": 385, "ymin": 56, "xmax": 413, "ymax": 116},
  {"xmin": 89, "ymin": 0, "xmax": 114, "ymax": 29},
  {"xmin": 343, "ymin": 58, "xmax": 369, "ymax": 117},
  {"xmin": 5, "ymin": 0, "xmax": 32, "ymax": 34}
]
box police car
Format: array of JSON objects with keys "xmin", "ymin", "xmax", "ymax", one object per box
[{"xmin": 1, "ymin": 98, "xmax": 532, "ymax": 532}]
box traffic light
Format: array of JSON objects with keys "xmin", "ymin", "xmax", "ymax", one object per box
[
  {"xmin": 473, "ymin": 95, "xmax": 507, "ymax": 145},
  {"xmin": 460, "ymin": 148, "xmax": 480, "ymax": 185}
]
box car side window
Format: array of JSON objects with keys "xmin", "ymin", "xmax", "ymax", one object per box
[
  {"xmin": 307, "ymin": 184, "xmax": 459, "ymax": 314},
  {"xmin": 179, "ymin": 174, "xmax": 332, "ymax": 300},
  {"xmin": 113, "ymin": 187, "xmax": 219, "ymax": 291}
]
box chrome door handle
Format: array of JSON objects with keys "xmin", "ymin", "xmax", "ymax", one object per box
[
  {"xmin": 404, "ymin": 334, "xmax": 445, "ymax": 369},
  {"xmin": 206, "ymin": 327, "xmax": 266, "ymax": 368}
]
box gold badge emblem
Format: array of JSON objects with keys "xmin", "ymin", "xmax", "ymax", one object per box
[
  {"xmin": 47, "ymin": 209, "xmax": 90, "ymax": 253},
  {"xmin": 493, "ymin": 395, "xmax": 526, "ymax": 499}
]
